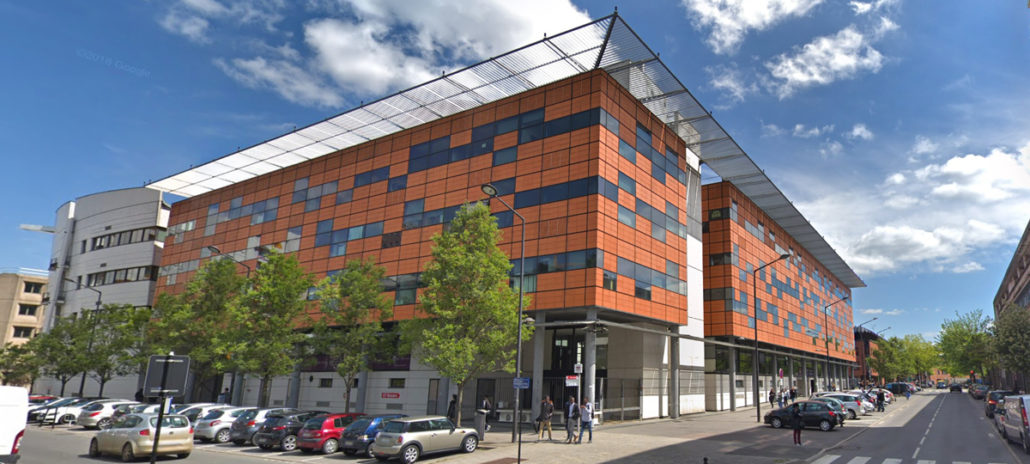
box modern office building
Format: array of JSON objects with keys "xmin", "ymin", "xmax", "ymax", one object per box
[
  {"xmin": 853, "ymin": 326, "xmax": 880, "ymax": 385},
  {"xmin": 32, "ymin": 187, "xmax": 170, "ymax": 397},
  {"xmin": 0, "ymin": 269, "xmax": 48, "ymax": 347},
  {"xmin": 701, "ymin": 181, "xmax": 864, "ymax": 411},
  {"xmin": 145, "ymin": 13, "xmax": 860, "ymax": 418}
]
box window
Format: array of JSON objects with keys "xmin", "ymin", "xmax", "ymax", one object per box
[
  {"xmin": 284, "ymin": 227, "xmax": 302, "ymax": 253},
  {"xmin": 336, "ymin": 189, "xmax": 353, "ymax": 204},
  {"xmin": 634, "ymin": 280, "xmax": 652, "ymax": 300},
  {"xmin": 395, "ymin": 288, "xmax": 416, "ymax": 305},
  {"xmin": 23, "ymin": 282, "xmax": 43, "ymax": 293},
  {"xmin": 602, "ymin": 270, "xmax": 617, "ymax": 291},
  {"xmin": 512, "ymin": 275, "xmax": 537, "ymax": 293},
  {"xmin": 617, "ymin": 206, "xmax": 636, "ymax": 227},
  {"xmin": 388, "ymin": 176, "xmax": 407, "ymax": 192},
  {"xmin": 13, "ymin": 327, "xmax": 33, "ymax": 338},
  {"xmin": 404, "ymin": 199, "xmax": 424, "ymax": 216},
  {"xmin": 319, "ymin": 378, "xmax": 333, "ymax": 388},
  {"xmin": 382, "ymin": 231, "xmax": 402, "ymax": 249},
  {"xmin": 618, "ymin": 172, "xmax": 636, "ymax": 195},
  {"xmin": 493, "ymin": 147, "xmax": 517, "ymax": 165},
  {"xmin": 389, "ymin": 378, "xmax": 406, "ymax": 388},
  {"xmin": 18, "ymin": 304, "xmax": 38, "ymax": 316}
]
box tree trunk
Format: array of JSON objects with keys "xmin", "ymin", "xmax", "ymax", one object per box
[
  {"xmin": 455, "ymin": 382, "xmax": 465, "ymax": 426},
  {"xmin": 258, "ymin": 375, "xmax": 272, "ymax": 408},
  {"xmin": 59, "ymin": 378, "xmax": 69, "ymax": 396},
  {"xmin": 343, "ymin": 385, "xmax": 352, "ymax": 413},
  {"xmin": 98, "ymin": 379, "xmax": 107, "ymax": 397}
]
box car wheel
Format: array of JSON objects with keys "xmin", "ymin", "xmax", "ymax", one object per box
[
  {"xmin": 322, "ymin": 438, "xmax": 338, "ymax": 454},
  {"xmin": 366, "ymin": 443, "xmax": 376, "ymax": 458},
  {"xmin": 401, "ymin": 444, "xmax": 421, "ymax": 463},
  {"xmin": 461, "ymin": 435, "xmax": 478, "ymax": 453},
  {"xmin": 281, "ymin": 434, "xmax": 297, "ymax": 451},
  {"xmin": 770, "ymin": 417, "xmax": 783, "ymax": 428},
  {"xmin": 848, "ymin": 410, "xmax": 857, "ymax": 420},
  {"xmin": 89, "ymin": 438, "xmax": 101, "ymax": 458},
  {"xmin": 215, "ymin": 429, "xmax": 231, "ymax": 443},
  {"xmin": 819, "ymin": 419, "xmax": 833, "ymax": 431},
  {"xmin": 177, "ymin": 452, "xmax": 190, "ymax": 459},
  {"xmin": 121, "ymin": 443, "xmax": 135, "ymax": 462},
  {"xmin": 97, "ymin": 418, "xmax": 112, "ymax": 429}
]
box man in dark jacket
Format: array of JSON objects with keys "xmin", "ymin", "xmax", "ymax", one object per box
[
  {"xmin": 791, "ymin": 404, "xmax": 803, "ymax": 446},
  {"xmin": 564, "ymin": 396, "xmax": 579, "ymax": 443},
  {"xmin": 538, "ymin": 396, "xmax": 554, "ymax": 441},
  {"xmin": 876, "ymin": 390, "xmax": 885, "ymax": 412}
]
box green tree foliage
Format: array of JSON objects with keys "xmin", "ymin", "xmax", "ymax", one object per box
[
  {"xmin": 867, "ymin": 336, "xmax": 908, "ymax": 382},
  {"xmin": 937, "ymin": 309, "xmax": 993, "ymax": 378},
  {"xmin": 993, "ymin": 304, "xmax": 1030, "ymax": 385},
  {"xmin": 82, "ymin": 305, "xmax": 153, "ymax": 396},
  {"xmin": 32, "ymin": 315, "xmax": 89, "ymax": 395},
  {"xmin": 900, "ymin": 335, "xmax": 939, "ymax": 382},
  {"xmin": 228, "ymin": 251, "xmax": 313, "ymax": 407},
  {"xmin": 310, "ymin": 258, "xmax": 394, "ymax": 413},
  {"xmin": 0, "ymin": 342, "xmax": 40, "ymax": 386},
  {"xmin": 151, "ymin": 258, "xmax": 247, "ymax": 398},
  {"xmin": 401, "ymin": 202, "xmax": 531, "ymax": 425}
]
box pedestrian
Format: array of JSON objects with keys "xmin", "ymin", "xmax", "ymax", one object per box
[
  {"xmin": 768, "ymin": 388, "xmax": 776, "ymax": 407},
  {"xmin": 564, "ymin": 396, "xmax": 579, "ymax": 443},
  {"xmin": 790, "ymin": 387, "xmax": 797, "ymax": 402},
  {"xmin": 577, "ymin": 397, "xmax": 593, "ymax": 444},
  {"xmin": 776, "ymin": 388, "xmax": 783, "ymax": 408},
  {"xmin": 481, "ymin": 396, "xmax": 492, "ymax": 431},
  {"xmin": 791, "ymin": 403, "xmax": 803, "ymax": 446},
  {"xmin": 904, "ymin": 388, "xmax": 911, "ymax": 400},
  {"xmin": 876, "ymin": 390, "xmax": 885, "ymax": 412},
  {"xmin": 781, "ymin": 388, "xmax": 789, "ymax": 408},
  {"xmin": 538, "ymin": 396, "xmax": 554, "ymax": 441},
  {"xmin": 217, "ymin": 388, "xmax": 229, "ymax": 404},
  {"xmin": 447, "ymin": 394, "xmax": 458, "ymax": 423}
]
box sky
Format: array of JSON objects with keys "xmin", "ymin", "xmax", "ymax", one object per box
[{"xmin": 1, "ymin": 0, "xmax": 1028, "ymax": 341}]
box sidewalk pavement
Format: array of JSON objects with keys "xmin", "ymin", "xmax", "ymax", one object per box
[{"xmin": 441, "ymin": 402, "xmax": 826, "ymax": 464}]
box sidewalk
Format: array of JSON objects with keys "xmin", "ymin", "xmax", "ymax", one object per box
[{"xmin": 441, "ymin": 405, "xmax": 817, "ymax": 464}]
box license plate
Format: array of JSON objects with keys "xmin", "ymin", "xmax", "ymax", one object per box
[{"xmin": 343, "ymin": 439, "xmax": 355, "ymax": 447}]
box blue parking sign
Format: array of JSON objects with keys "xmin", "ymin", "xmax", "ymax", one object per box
[{"xmin": 513, "ymin": 377, "xmax": 531, "ymax": 389}]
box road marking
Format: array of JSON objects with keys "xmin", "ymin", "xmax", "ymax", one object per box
[
  {"xmin": 844, "ymin": 457, "xmax": 870, "ymax": 464},
  {"xmin": 809, "ymin": 455, "xmax": 840, "ymax": 464},
  {"xmin": 915, "ymin": 460, "xmax": 935, "ymax": 464},
  {"xmin": 919, "ymin": 436, "xmax": 925, "ymax": 445},
  {"xmin": 952, "ymin": 461, "xmax": 971, "ymax": 464},
  {"xmin": 912, "ymin": 446, "xmax": 921, "ymax": 459},
  {"xmin": 881, "ymin": 459, "xmax": 902, "ymax": 464}
]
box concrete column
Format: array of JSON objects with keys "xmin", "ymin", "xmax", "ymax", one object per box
[
  {"xmin": 670, "ymin": 334, "xmax": 680, "ymax": 418},
  {"xmin": 772, "ymin": 356, "xmax": 779, "ymax": 390},
  {"xmin": 286, "ymin": 364, "xmax": 302, "ymax": 408},
  {"xmin": 231, "ymin": 374, "xmax": 245, "ymax": 405},
  {"xmin": 728, "ymin": 346, "xmax": 737, "ymax": 411},
  {"xmin": 788, "ymin": 357, "xmax": 795, "ymax": 391},
  {"xmin": 801, "ymin": 359, "xmax": 809, "ymax": 397},
  {"xmin": 355, "ymin": 371, "xmax": 369, "ymax": 413},
  {"xmin": 584, "ymin": 310, "xmax": 598, "ymax": 411},
  {"xmin": 531, "ymin": 312, "xmax": 547, "ymax": 420}
]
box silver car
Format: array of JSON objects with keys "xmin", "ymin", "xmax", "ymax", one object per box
[
  {"xmin": 373, "ymin": 416, "xmax": 478, "ymax": 463},
  {"xmin": 77, "ymin": 401, "xmax": 138, "ymax": 429},
  {"xmin": 87, "ymin": 413, "xmax": 194, "ymax": 461},
  {"xmin": 195, "ymin": 407, "xmax": 253, "ymax": 443}
]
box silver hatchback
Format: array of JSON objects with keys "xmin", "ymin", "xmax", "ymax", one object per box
[
  {"xmin": 88, "ymin": 413, "xmax": 194, "ymax": 461},
  {"xmin": 373, "ymin": 416, "xmax": 478, "ymax": 463}
]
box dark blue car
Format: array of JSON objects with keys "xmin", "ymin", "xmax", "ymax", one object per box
[{"xmin": 340, "ymin": 414, "xmax": 406, "ymax": 457}]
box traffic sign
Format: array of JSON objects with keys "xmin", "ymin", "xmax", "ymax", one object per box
[
  {"xmin": 574, "ymin": 363, "xmax": 583, "ymax": 374},
  {"xmin": 143, "ymin": 355, "xmax": 190, "ymax": 396},
  {"xmin": 565, "ymin": 375, "xmax": 579, "ymax": 387},
  {"xmin": 513, "ymin": 377, "xmax": 531, "ymax": 390}
]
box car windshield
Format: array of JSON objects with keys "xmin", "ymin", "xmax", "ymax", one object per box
[
  {"xmin": 382, "ymin": 421, "xmax": 405, "ymax": 433},
  {"xmin": 302, "ymin": 417, "xmax": 325, "ymax": 429},
  {"xmin": 83, "ymin": 402, "xmax": 106, "ymax": 411},
  {"xmin": 345, "ymin": 418, "xmax": 372, "ymax": 433},
  {"xmin": 989, "ymin": 391, "xmax": 1013, "ymax": 401}
]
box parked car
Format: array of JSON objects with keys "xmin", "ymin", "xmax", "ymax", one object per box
[
  {"xmin": 252, "ymin": 410, "xmax": 328, "ymax": 451},
  {"xmin": 111, "ymin": 402, "xmax": 141, "ymax": 421},
  {"xmin": 178, "ymin": 403, "xmax": 230, "ymax": 424},
  {"xmin": 971, "ymin": 384, "xmax": 990, "ymax": 400},
  {"xmin": 43, "ymin": 398, "xmax": 122, "ymax": 425},
  {"xmin": 1, "ymin": 386, "xmax": 27, "ymax": 464},
  {"xmin": 986, "ymin": 390, "xmax": 1017, "ymax": 418},
  {"xmin": 997, "ymin": 394, "xmax": 1030, "ymax": 453},
  {"xmin": 806, "ymin": 397, "xmax": 847, "ymax": 426},
  {"xmin": 341, "ymin": 414, "xmax": 407, "ymax": 457},
  {"xmin": 764, "ymin": 401, "xmax": 838, "ymax": 431},
  {"xmin": 27, "ymin": 397, "xmax": 74, "ymax": 422},
  {"xmin": 230, "ymin": 408, "xmax": 298, "ymax": 446},
  {"xmin": 993, "ymin": 398, "xmax": 1008, "ymax": 434},
  {"xmin": 28, "ymin": 395, "xmax": 57, "ymax": 405},
  {"xmin": 885, "ymin": 382, "xmax": 911, "ymax": 395},
  {"xmin": 77, "ymin": 401, "xmax": 138, "ymax": 429},
  {"xmin": 194, "ymin": 407, "xmax": 254, "ymax": 443},
  {"xmin": 814, "ymin": 392, "xmax": 870, "ymax": 419},
  {"xmin": 87, "ymin": 413, "xmax": 193, "ymax": 461},
  {"xmin": 171, "ymin": 402, "xmax": 219, "ymax": 415},
  {"xmin": 936, "ymin": 381, "xmax": 947, "ymax": 389},
  {"xmin": 131, "ymin": 403, "xmax": 179, "ymax": 414},
  {"xmin": 297, "ymin": 412, "xmax": 365, "ymax": 454},
  {"xmin": 373, "ymin": 416, "xmax": 479, "ymax": 463},
  {"xmin": 950, "ymin": 383, "xmax": 963, "ymax": 392}
]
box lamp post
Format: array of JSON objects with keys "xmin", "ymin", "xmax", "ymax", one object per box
[
  {"xmin": 481, "ymin": 183, "xmax": 526, "ymax": 458},
  {"xmin": 751, "ymin": 253, "xmax": 790, "ymax": 423},
  {"xmin": 65, "ymin": 278, "xmax": 102, "ymax": 397},
  {"xmin": 856, "ymin": 317, "xmax": 877, "ymax": 384},
  {"xmin": 822, "ymin": 296, "xmax": 848, "ymax": 392},
  {"xmin": 206, "ymin": 245, "xmax": 252, "ymax": 405}
]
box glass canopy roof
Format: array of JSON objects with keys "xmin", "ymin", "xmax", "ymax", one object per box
[{"xmin": 147, "ymin": 13, "xmax": 864, "ymax": 288}]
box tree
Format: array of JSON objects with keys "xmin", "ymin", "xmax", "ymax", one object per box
[
  {"xmin": 401, "ymin": 202, "xmax": 531, "ymax": 425},
  {"xmin": 228, "ymin": 251, "xmax": 313, "ymax": 407},
  {"xmin": 310, "ymin": 258, "xmax": 394, "ymax": 413},
  {"xmin": 0, "ymin": 342, "xmax": 40, "ymax": 386},
  {"xmin": 937, "ymin": 309, "xmax": 993, "ymax": 378},
  {"xmin": 868, "ymin": 336, "xmax": 908, "ymax": 383},
  {"xmin": 151, "ymin": 258, "xmax": 247, "ymax": 400},
  {"xmin": 32, "ymin": 315, "xmax": 89, "ymax": 395},
  {"xmin": 993, "ymin": 304, "xmax": 1030, "ymax": 390},
  {"xmin": 82, "ymin": 305, "xmax": 153, "ymax": 396},
  {"xmin": 900, "ymin": 335, "xmax": 938, "ymax": 383}
]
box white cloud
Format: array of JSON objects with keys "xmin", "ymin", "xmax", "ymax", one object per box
[
  {"xmin": 765, "ymin": 25, "xmax": 887, "ymax": 99},
  {"xmin": 885, "ymin": 173, "xmax": 905, "ymax": 185},
  {"xmin": 820, "ymin": 140, "xmax": 844, "ymax": 157},
  {"xmin": 859, "ymin": 308, "xmax": 903, "ymax": 316},
  {"xmin": 159, "ymin": 0, "xmax": 285, "ymax": 43},
  {"xmin": 706, "ymin": 63, "xmax": 759, "ymax": 105},
  {"xmin": 911, "ymin": 135, "xmax": 938, "ymax": 155},
  {"xmin": 680, "ymin": 0, "xmax": 823, "ymax": 55},
  {"xmin": 761, "ymin": 121, "xmax": 785, "ymax": 137},
  {"xmin": 160, "ymin": 9, "xmax": 212, "ymax": 44},
  {"xmin": 848, "ymin": 123, "xmax": 874, "ymax": 140},
  {"xmin": 860, "ymin": 308, "xmax": 882, "ymax": 314},
  {"xmin": 952, "ymin": 262, "xmax": 985, "ymax": 273},
  {"xmin": 848, "ymin": 0, "xmax": 897, "ymax": 15},
  {"xmin": 793, "ymin": 123, "xmax": 834, "ymax": 138},
  {"xmin": 213, "ymin": 57, "xmax": 344, "ymax": 108},
  {"xmin": 883, "ymin": 194, "xmax": 919, "ymax": 209}
]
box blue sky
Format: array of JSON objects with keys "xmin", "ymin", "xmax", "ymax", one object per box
[{"xmin": 2, "ymin": 0, "xmax": 1028, "ymax": 340}]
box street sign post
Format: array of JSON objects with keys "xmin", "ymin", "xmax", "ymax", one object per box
[
  {"xmin": 513, "ymin": 377, "xmax": 531, "ymax": 390},
  {"xmin": 143, "ymin": 354, "xmax": 190, "ymax": 464}
]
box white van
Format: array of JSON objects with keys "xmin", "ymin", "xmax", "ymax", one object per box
[
  {"xmin": 999, "ymin": 394, "xmax": 1030, "ymax": 454},
  {"xmin": 0, "ymin": 386, "xmax": 27, "ymax": 463}
]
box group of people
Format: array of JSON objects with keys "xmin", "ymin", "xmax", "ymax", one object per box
[
  {"xmin": 445, "ymin": 393, "xmax": 595, "ymax": 444},
  {"xmin": 768, "ymin": 387, "xmax": 798, "ymax": 408}
]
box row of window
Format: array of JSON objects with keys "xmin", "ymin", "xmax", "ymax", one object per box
[
  {"xmin": 204, "ymin": 196, "xmax": 279, "ymax": 237},
  {"xmin": 513, "ymin": 175, "xmax": 619, "ymax": 210},
  {"xmin": 87, "ymin": 227, "xmax": 164, "ymax": 252},
  {"xmin": 616, "ymin": 256, "xmax": 688, "ymax": 298},
  {"xmin": 314, "ymin": 220, "xmax": 386, "ymax": 257},
  {"xmin": 86, "ymin": 266, "xmax": 158, "ymax": 287},
  {"xmin": 619, "ymin": 123, "xmax": 689, "ymax": 186},
  {"xmin": 508, "ymin": 248, "xmax": 603, "ymax": 277}
]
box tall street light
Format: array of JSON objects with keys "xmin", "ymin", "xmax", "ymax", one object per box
[
  {"xmin": 64, "ymin": 278, "xmax": 101, "ymax": 397},
  {"xmin": 481, "ymin": 183, "xmax": 526, "ymax": 458},
  {"xmin": 751, "ymin": 253, "xmax": 790, "ymax": 423},
  {"xmin": 822, "ymin": 296, "xmax": 849, "ymax": 392}
]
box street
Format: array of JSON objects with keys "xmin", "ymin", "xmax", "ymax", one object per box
[{"xmin": 17, "ymin": 391, "xmax": 1030, "ymax": 464}]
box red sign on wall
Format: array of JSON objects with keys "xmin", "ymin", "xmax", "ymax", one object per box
[{"xmin": 381, "ymin": 392, "xmax": 400, "ymax": 399}]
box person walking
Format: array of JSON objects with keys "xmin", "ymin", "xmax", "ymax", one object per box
[
  {"xmin": 781, "ymin": 388, "xmax": 789, "ymax": 408},
  {"xmin": 790, "ymin": 387, "xmax": 797, "ymax": 402},
  {"xmin": 875, "ymin": 390, "xmax": 885, "ymax": 412},
  {"xmin": 564, "ymin": 396, "xmax": 579, "ymax": 443},
  {"xmin": 538, "ymin": 396, "xmax": 554, "ymax": 441},
  {"xmin": 576, "ymin": 397, "xmax": 593, "ymax": 444},
  {"xmin": 768, "ymin": 388, "xmax": 776, "ymax": 407},
  {"xmin": 217, "ymin": 388, "xmax": 230, "ymax": 404},
  {"xmin": 447, "ymin": 394, "xmax": 458, "ymax": 423},
  {"xmin": 481, "ymin": 396, "xmax": 493, "ymax": 431},
  {"xmin": 791, "ymin": 403, "xmax": 803, "ymax": 446}
]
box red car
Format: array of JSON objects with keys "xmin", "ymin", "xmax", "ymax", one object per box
[{"xmin": 297, "ymin": 413, "xmax": 365, "ymax": 454}]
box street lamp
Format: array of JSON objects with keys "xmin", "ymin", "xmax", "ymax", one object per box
[
  {"xmin": 822, "ymin": 296, "xmax": 848, "ymax": 392},
  {"xmin": 751, "ymin": 253, "xmax": 790, "ymax": 423},
  {"xmin": 481, "ymin": 183, "xmax": 526, "ymax": 459},
  {"xmin": 64, "ymin": 278, "xmax": 101, "ymax": 397}
]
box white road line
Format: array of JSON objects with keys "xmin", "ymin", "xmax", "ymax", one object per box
[
  {"xmin": 913, "ymin": 394, "xmax": 946, "ymax": 461},
  {"xmin": 809, "ymin": 454, "xmax": 840, "ymax": 464},
  {"xmin": 915, "ymin": 460, "xmax": 935, "ymax": 464},
  {"xmin": 952, "ymin": 461, "xmax": 972, "ymax": 464},
  {"xmin": 844, "ymin": 457, "xmax": 870, "ymax": 464},
  {"xmin": 919, "ymin": 436, "xmax": 926, "ymax": 445},
  {"xmin": 912, "ymin": 446, "xmax": 921, "ymax": 459},
  {"xmin": 881, "ymin": 459, "xmax": 902, "ymax": 464}
]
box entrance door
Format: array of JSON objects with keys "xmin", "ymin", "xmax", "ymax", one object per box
[
  {"xmin": 427, "ymin": 379, "xmax": 440, "ymax": 415},
  {"xmin": 810, "ymin": 378, "xmax": 817, "ymax": 395}
]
